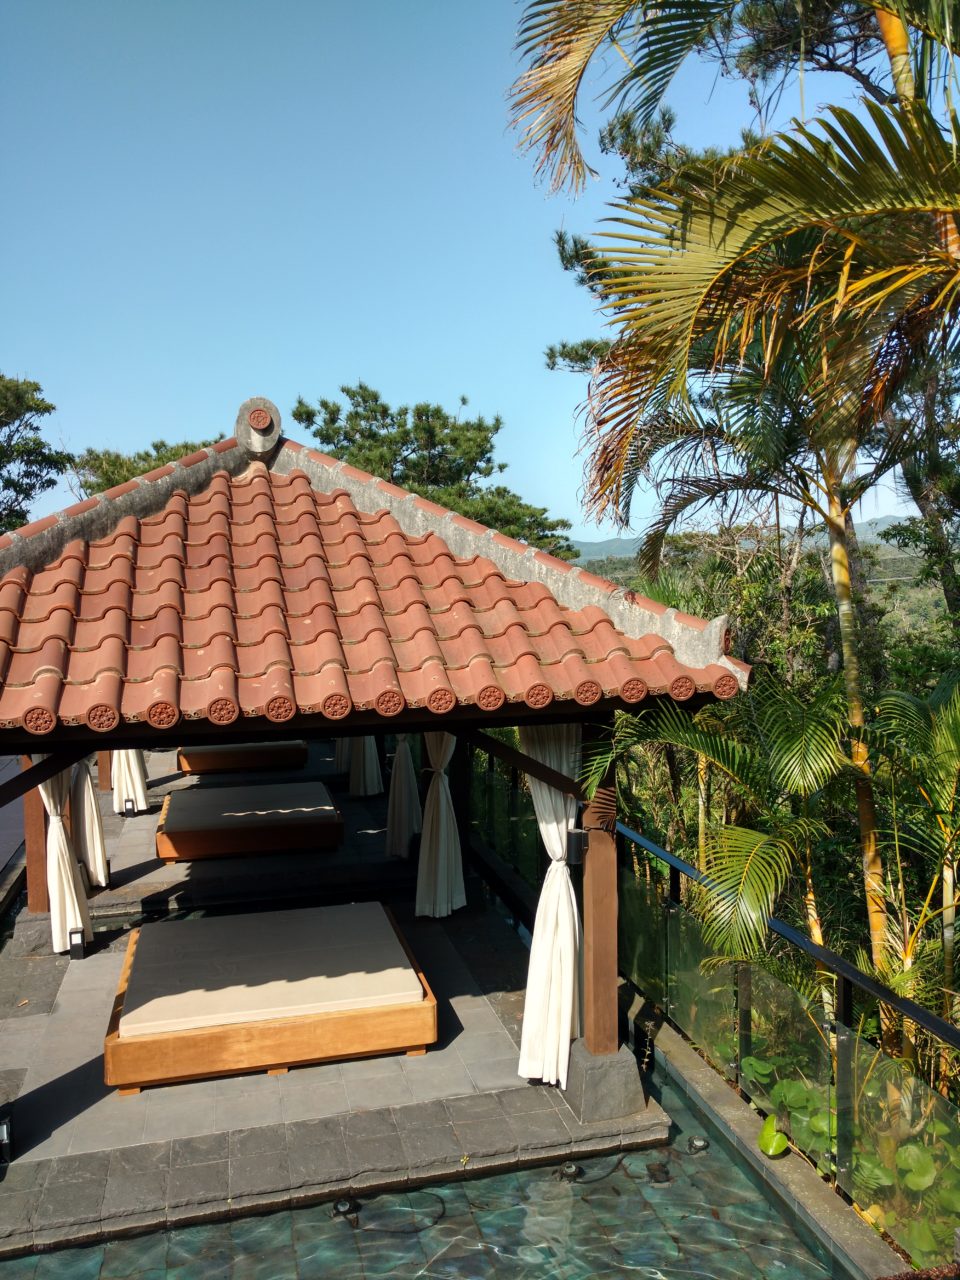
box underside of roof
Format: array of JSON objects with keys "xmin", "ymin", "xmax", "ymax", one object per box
[{"xmin": 0, "ymin": 401, "xmax": 749, "ymax": 747}]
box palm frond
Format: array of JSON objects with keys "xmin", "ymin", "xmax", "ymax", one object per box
[
  {"xmin": 700, "ymin": 823, "xmax": 801, "ymax": 954},
  {"xmin": 510, "ymin": 0, "xmax": 738, "ymax": 192},
  {"xmin": 583, "ymin": 100, "xmax": 960, "ymax": 517},
  {"xmin": 751, "ymin": 676, "xmax": 849, "ymax": 796},
  {"xmin": 641, "ymin": 701, "xmax": 769, "ymax": 804}
]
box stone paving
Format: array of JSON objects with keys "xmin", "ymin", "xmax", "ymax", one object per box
[{"xmin": 0, "ymin": 748, "xmax": 669, "ymax": 1256}]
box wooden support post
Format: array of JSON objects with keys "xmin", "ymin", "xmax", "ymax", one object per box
[
  {"xmin": 582, "ymin": 725, "xmax": 619, "ymax": 1056},
  {"xmin": 96, "ymin": 751, "xmax": 111, "ymax": 793},
  {"xmin": 21, "ymin": 754, "xmax": 48, "ymax": 914}
]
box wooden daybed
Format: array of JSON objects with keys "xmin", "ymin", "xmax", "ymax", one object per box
[
  {"xmin": 156, "ymin": 779, "xmax": 343, "ymax": 861},
  {"xmin": 104, "ymin": 902, "xmax": 437, "ymax": 1092},
  {"xmin": 176, "ymin": 740, "xmax": 308, "ymax": 774}
]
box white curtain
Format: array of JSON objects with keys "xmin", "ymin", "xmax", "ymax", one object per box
[
  {"xmin": 415, "ymin": 732, "xmax": 465, "ymax": 917},
  {"xmin": 349, "ymin": 736, "xmax": 383, "ymax": 797},
  {"xmin": 111, "ymin": 749, "xmax": 148, "ymax": 815},
  {"xmin": 517, "ymin": 723, "xmax": 582, "ymax": 1089},
  {"xmin": 35, "ymin": 759, "xmax": 92, "ymax": 954},
  {"xmin": 70, "ymin": 760, "xmax": 109, "ymax": 887},
  {"xmin": 385, "ymin": 734, "xmax": 422, "ymax": 858},
  {"xmin": 334, "ymin": 737, "xmax": 350, "ymax": 773}
]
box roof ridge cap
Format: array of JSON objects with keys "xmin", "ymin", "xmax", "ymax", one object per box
[
  {"xmin": 0, "ymin": 439, "xmax": 247, "ymax": 577},
  {"xmin": 271, "ymin": 439, "xmax": 744, "ymax": 685}
]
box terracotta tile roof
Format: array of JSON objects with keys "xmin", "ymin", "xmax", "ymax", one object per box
[{"xmin": 0, "ymin": 431, "xmax": 748, "ymax": 738}]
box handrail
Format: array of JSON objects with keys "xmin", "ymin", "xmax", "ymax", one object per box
[{"xmin": 617, "ymin": 820, "xmax": 960, "ymax": 1055}]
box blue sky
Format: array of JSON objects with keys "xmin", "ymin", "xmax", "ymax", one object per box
[{"xmin": 3, "ymin": 1, "xmax": 903, "ymax": 541}]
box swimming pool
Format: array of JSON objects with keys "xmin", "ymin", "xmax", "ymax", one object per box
[{"xmin": 0, "ymin": 1080, "xmax": 845, "ymax": 1279}]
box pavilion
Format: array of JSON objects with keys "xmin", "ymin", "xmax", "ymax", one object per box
[{"xmin": 0, "ymin": 396, "xmax": 748, "ymax": 1116}]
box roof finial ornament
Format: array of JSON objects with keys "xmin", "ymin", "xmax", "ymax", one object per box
[{"xmin": 236, "ymin": 397, "xmax": 282, "ymax": 459}]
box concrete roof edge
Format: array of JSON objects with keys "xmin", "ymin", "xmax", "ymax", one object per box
[
  {"xmin": 272, "ymin": 440, "xmax": 746, "ymax": 685},
  {"xmin": 0, "ymin": 441, "xmax": 249, "ymax": 577}
]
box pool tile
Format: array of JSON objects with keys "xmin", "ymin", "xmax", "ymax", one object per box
[{"xmin": 101, "ymin": 1228, "xmax": 168, "ymax": 1276}]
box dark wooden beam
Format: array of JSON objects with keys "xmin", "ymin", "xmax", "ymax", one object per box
[
  {"xmin": 460, "ymin": 729, "xmax": 588, "ymax": 803},
  {"xmin": 581, "ymin": 720, "xmax": 619, "ymax": 1056},
  {"xmin": 1, "ymin": 749, "xmax": 90, "ymax": 811}
]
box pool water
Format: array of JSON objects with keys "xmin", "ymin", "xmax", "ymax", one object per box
[{"xmin": 0, "ymin": 1080, "xmax": 844, "ymax": 1279}]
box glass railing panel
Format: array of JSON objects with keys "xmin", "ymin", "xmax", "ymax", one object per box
[
  {"xmin": 835, "ymin": 1031, "xmax": 960, "ymax": 1269},
  {"xmin": 666, "ymin": 905, "xmax": 736, "ymax": 1079},
  {"xmin": 618, "ymin": 866, "xmax": 666, "ymax": 1007},
  {"xmin": 739, "ymin": 967, "xmax": 833, "ymax": 1173},
  {"xmin": 509, "ymin": 787, "xmax": 542, "ymax": 890},
  {"xmin": 470, "ymin": 765, "xmax": 489, "ymax": 837},
  {"xmin": 483, "ymin": 773, "xmax": 510, "ymax": 870}
]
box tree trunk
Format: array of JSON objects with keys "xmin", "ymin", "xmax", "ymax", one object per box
[
  {"xmin": 875, "ymin": 9, "xmax": 915, "ymax": 100},
  {"xmin": 901, "ymin": 375, "xmax": 960, "ymax": 637},
  {"xmin": 803, "ymin": 851, "xmax": 834, "ymax": 1021},
  {"xmin": 697, "ymin": 754, "xmax": 710, "ymax": 871},
  {"xmin": 944, "ymin": 851, "xmax": 956, "ymax": 1022},
  {"xmin": 843, "ymin": 511, "xmax": 886, "ymax": 697},
  {"xmin": 825, "ymin": 495, "xmax": 888, "ymax": 977}
]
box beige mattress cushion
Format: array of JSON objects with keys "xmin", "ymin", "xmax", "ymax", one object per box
[
  {"xmin": 118, "ymin": 903, "xmax": 423, "ymax": 1038},
  {"xmin": 161, "ymin": 780, "xmax": 339, "ymax": 834}
]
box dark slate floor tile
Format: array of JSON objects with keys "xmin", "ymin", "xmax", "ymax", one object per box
[
  {"xmin": 34, "ymin": 1175, "xmax": 105, "ymax": 1228},
  {"xmin": 455, "ymin": 1120, "xmax": 518, "ymax": 1159},
  {"xmin": 0, "ymin": 1190, "xmax": 36, "ymax": 1238},
  {"xmin": 506, "ymin": 1107, "xmax": 572, "ymax": 1152},
  {"xmin": 392, "ymin": 1099, "xmax": 448, "ymax": 1131},
  {"xmin": 108, "ymin": 1140, "xmax": 171, "ymax": 1177},
  {"xmin": 102, "ymin": 1167, "xmax": 169, "ymax": 1218},
  {"xmin": 496, "ymin": 1086, "xmax": 557, "ymax": 1115},
  {"xmin": 285, "ymin": 1115, "xmax": 343, "ymax": 1151},
  {"xmin": 464, "ymin": 1055, "xmax": 525, "ymax": 1093},
  {"xmin": 228, "ymin": 1122, "xmax": 286, "ymax": 1160},
  {"xmin": 399, "ymin": 1124, "xmax": 463, "ymax": 1171},
  {"xmin": 443, "ymin": 1093, "xmax": 504, "ymax": 1126},
  {"xmin": 0, "ymin": 1160, "xmax": 49, "ymax": 1192},
  {"xmin": 343, "ymin": 1072, "xmax": 413, "ymax": 1111},
  {"xmin": 287, "ymin": 1137, "xmax": 351, "ymax": 1188},
  {"xmin": 346, "ymin": 1133, "xmax": 408, "ymax": 1177},
  {"xmin": 167, "ymin": 1159, "xmax": 229, "ymax": 1208},
  {"xmin": 228, "ymin": 1149, "xmax": 290, "ymax": 1199},
  {"xmin": 47, "ymin": 1151, "xmax": 110, "ymax": 1184},
  {"xmin": 340, "ymin": 1108, "xmax": 397, "ymax": 1143},
  {"xmin": 170, "ymin": 1131, "xmax": 229, "ymax": 1167}
]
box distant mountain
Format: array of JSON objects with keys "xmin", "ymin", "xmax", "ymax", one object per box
[
  {"xmin": 571, "ymin": 515, "xmax": 903, "ymax": 562},
  {"xmin": 571, "ymin": 536, "xmax": 640, "ymax": 561}
]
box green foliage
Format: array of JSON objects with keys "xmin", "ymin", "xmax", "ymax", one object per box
[
  {"xmin": 0, "ymin": 375, "xmax": 72, "ymax": 532},
  {"xmin": 758, "ymin": 1112, "xmax": 789, "ymax": 1156},
  {"xmin": 73, "ymin": 438, "xmax": 222, "ymax": 496},
  {"xmin": 292, "ymin": 383, "xmax": 578, "ymax": 559}
]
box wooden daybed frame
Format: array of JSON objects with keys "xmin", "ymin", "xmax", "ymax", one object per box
[
  {"xmin": 104, "ymin": 909, "xmax": 437, "ymax": 1093},
  {"xmin": 155, "ymin": 780, "xmax": 344, "ymax": 861}
]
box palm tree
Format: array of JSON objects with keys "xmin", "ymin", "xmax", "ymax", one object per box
[
  {"xmin": 513, "ymin": 0, "xmax": 960, "ymax": 981},
  {"xmin": 586, "ymin": 676, "xmax": 850, "ymax": 1006},
  {"xmin": 873, "ymin": 674, "xmax": 960, "ymax": 1021}
]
